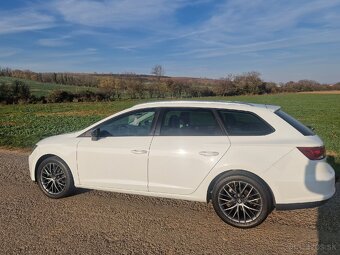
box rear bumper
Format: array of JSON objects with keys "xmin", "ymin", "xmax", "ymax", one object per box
[
  {"xmin": 264, "ymin": 148, "xmax": 336, "ymax": 205},
  {"xmin": 276, "ymin": 196, "xmax": 332, "ymax": 210}
]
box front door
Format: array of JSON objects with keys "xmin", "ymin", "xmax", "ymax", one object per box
[{"xmin": 77, "ymin": 109, "xmax": 156, "ymax": 191}]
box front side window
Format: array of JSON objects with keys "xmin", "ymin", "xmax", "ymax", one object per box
[
  {"xmin": 97, "ymin": 110, "xmax": 156, "ymax": 137},
  {"xmin": 160, "ymin": 109, "xmax": 223, "ymax": 136},
  {"xmin": 218, "ymin": 110, "xmax": 274, "ymax": 136}
]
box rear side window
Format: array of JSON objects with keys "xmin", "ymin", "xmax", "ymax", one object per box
[
  {"xmin": 275, "ymin": 110, "xmax": 315, "ymax": 136},
  {"xmin": 160, "ymin": 109, "xmax": 223, "ymax": 136},
  {"xmin": 218, "ymin": 110, "xmax": 274, "ymax": 136}
]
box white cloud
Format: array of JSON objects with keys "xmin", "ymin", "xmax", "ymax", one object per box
[
  {"xmin": 52, "ymin": 0, "xmax": 185, "ymax": 28},
  {"xmin": 0, "ymin": 9, "xmax": 55, "ymax": 34},
  {"xmin": 0, "ymin": 48, "xmax": 19, "ymax": 58},
  {"xmin": 37, "ymin": 36, "xmax": 71, "ymax": 47},
  {"xmin": 162, "ymin": 0, "xmax": 340, "ymax": 59}
]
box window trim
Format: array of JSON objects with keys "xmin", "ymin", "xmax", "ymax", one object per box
[
  {"xmin": 154, "ymin": 107, "xmax": 227, "ymax": 136},
  {"xmin": 79, "ymin": 108, "xmax": 160, "ymax": 137},
  {"xmin": 217, "ymin": 109, "xmax": 275, "ymax": 136}
]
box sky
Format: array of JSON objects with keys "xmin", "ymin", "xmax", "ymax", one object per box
[{"xmin": 0, "ymin": 0, "xmax": 340, "ymax": 83}]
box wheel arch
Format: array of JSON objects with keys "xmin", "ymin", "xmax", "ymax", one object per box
[
  {"xmin": 34, "ymin": 154, "xmax": 70, "ymax": 182},
  {"xmin": 206, "ymin": 169, "xmax": 276, "ymax": 208}
]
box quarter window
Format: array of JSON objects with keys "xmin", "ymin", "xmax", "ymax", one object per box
[
  {"xmin": 218, "ymin": 110, "xmax": 274, "ymax": 136},
  {"xmin": 275, "ymin": 110, "xmax": 314, "ymax": 136},
  {"xmin": 97, "ymin": 110, "xmax": 156, "ymax": 137},
  {"xmin": 160, "ymin": 109, "xmax": 223, "ymax": 136}
]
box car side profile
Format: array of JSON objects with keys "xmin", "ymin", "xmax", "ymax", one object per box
[{"xmin": 28, "ymin": 101, "xmax": 336, "ymax": 228}]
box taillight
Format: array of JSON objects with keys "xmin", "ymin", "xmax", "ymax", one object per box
[{"xmin": 297, "ymin": 146, "xmax": 325, "ymax": 160}]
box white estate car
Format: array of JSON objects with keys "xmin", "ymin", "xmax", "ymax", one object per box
[{"xmin": 29, "ymin": 101, "xmax": 336, "ymax": 228}]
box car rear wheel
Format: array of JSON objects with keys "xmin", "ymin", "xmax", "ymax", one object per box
[
  {"xmin": 37, "ymin": 156, "xmax": 75, "ymax": 199},
  {"xmin": 212, "ymin": 171, "xmax": 272, "ymax": 228}
]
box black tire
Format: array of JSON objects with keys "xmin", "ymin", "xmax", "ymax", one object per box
[
  {"xmin": 212, "ymin": 171, "xmax": 272, "ymax": 228},
  {"xmin": 36, "ymin": 156, "xmax": 75, "ymax": 199}
]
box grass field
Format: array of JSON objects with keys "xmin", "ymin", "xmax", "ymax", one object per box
[
  {"xmin": 0, "ymin": 93, "xmax": 339, "ymax": 173},
  {"xmin": 0, "ymin": 77, "xmax": 98, "ymax": 97}
]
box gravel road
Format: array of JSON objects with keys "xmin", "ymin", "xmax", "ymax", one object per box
[{"xmin": 0, "ymin": 150, "xmax": 339, "ymax": 255}]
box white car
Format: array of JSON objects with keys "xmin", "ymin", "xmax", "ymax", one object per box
[{"xmin": 29, "ymin": 101, "xmax": 336, "ymax": 228}]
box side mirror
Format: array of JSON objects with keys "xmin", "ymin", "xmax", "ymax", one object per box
[
  {"xmin": 307, "ymin": 125, "xmax": 315, "ymax": 131},
  {"xmin": 91, "ymin": 128, "xmax": 100, "ymax": 141}
]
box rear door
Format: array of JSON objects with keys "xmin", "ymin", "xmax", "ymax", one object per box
[{"xmin": 148, "ymin": 108, "xmax": 230, "ymax": 195}]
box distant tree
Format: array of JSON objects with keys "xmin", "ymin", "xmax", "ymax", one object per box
[
  {"xmin": 12, "ymin": 80, "xmax": 31, "ymax": 102},
  {"xmin": 233, "ymin": 71, "xmax": 264, "ymax": 94},
  {"xmin": 134, "ymin": 77, "xmax": 145, "ymax": 99},
  {"xmin": 166, "ymin": 79, "xmax": 175, "ymax": 97},
  {"xmin": 262, "ymin": 82, "xmax": 279, "ymax": 94},
  {"xmin": 0, "ymin": 82, "xmax": 13, "ymax": 103},
  {"xmin": 218, "ymin": 74, "xmax": 236, "ymax": 96},
  {"xmin": 151, "ymin": 65, "xmax": 165, "ymax": 98},
  {"xmin": 99, "ymin": 78, "xmax": 116, "ymax": 100},
  {"xmin": 151, "ymin": 64, "xmax": 165, "ymax": 79}
]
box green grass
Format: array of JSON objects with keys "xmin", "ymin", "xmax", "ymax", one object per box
[
  {"xmin": 0, "ymin": 76, "xmax": 98, "ymax": 97},
  {"xmin": 0, "ymin": 93, "xmax": 339, "ymax": 173}
]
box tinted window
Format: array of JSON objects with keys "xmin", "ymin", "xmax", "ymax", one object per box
[
  {"xmin": 275, "ymin": 110, "xmax": 314, "ymax": 136},
  {"xmin": 218, "ymin": 110, "xmax": 274, "ymax": 136},
  {"xmin": 97, "ymin": 110, "xmax": 155, "ymax": 137},
  {"xmin": 160, "ymin": 109, "xmax": 223, "ymax": 136}
]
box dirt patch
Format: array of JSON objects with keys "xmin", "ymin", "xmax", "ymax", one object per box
[
  {"xmin": 0, "ymin": 151, "xmax": 339, "ymax": 255},
  {"xmin": 0, "ymin": 147, "xmax": 31, "ymax": 154},
  {"xmin": 327, "ymin": 150, "xmax": 339, "ymax": 157},
  {"xmin": 0, "ymin": 121, "xmax": 17, "ymax": 126},
  {"xmin": 298, "ymin": 90, "xmax": 340, "ymax": 94}
]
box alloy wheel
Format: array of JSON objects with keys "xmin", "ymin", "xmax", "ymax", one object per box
[
  {"xmin": 218, "ymin": 181, "xmax": 263, "ymax": 224},
  {"xmin": 40, "ymin": 162, "xmax": 67, "ymax": 195}
]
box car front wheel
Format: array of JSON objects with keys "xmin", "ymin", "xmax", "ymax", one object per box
[
  {"xmin": 212, "ymin": 171, "xmax": 272, "ymax": 228},
  {"xmin": 37, "ymin": 156, "xmax": 75, "ymax": 199}
]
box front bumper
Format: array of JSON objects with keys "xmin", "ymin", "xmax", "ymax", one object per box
[{"xmin": 28, "ymin": 147, "xmax": 40, "ymax": 181}]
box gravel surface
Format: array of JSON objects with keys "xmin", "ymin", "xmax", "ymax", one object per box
[{"xmin": 0, "ymin": 150, "xmax": 339, "ymax": 255}]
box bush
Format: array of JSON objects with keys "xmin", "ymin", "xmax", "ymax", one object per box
[
  {"xmin": 0, "ymin": 80, "xmax": 31, "ymax": 104},
  {"xmin": 47, "ymin": 90, "xmax": 74, "ymax": 103},
  {"xmin": 0, "ymin": 82, "xmax": 13, "ymax": 104},
  {"xmin": 12, "ymin": 80, "xmax": 31, "ymax": 101}
]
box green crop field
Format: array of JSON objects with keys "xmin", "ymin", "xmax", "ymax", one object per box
[
  {"xmin": 0, "ymin": 77, "xmax": 98, "ymax": 97},
  {"xmin": 0, "ymin": 93, "xmax": 339, "ymax": 173}
]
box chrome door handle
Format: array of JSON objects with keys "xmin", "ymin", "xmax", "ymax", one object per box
[
  {"xmin": 131, "ymin": 149, "xmax": 148, "ymax": 154},
  {"xmin": 199, "ymin": 151, "xmax": 219, "ymax": 156}
]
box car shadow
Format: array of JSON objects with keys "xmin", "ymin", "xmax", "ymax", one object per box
[
  {"xmin": 72, "ymin": 188, "xmax": 91, "ymax": 196},
  {"xmin": 305, "ymin": 155, "xmax": 340, "ymax": 255},
  {"xmin": 327, "ymin": 156, "xmax": 340, "ymax": 182},
  {"xmin": 317, "ymin": 182, "xmax": 339, "ymax": 255},
  {"xmin": 317, "ymin": 156, "xmax": 340, "ymax": 255}
]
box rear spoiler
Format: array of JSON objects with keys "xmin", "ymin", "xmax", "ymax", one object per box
[{"xmin": 265, "ymin": 104, "xmax": 281, "ymax": 112}]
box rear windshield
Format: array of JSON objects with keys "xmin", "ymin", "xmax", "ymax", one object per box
[{"xmin": 275, "ymin": 110, "xmax": 315, "ymax": 136}]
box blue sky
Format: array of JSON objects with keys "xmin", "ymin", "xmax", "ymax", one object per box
[{"xmin": 0, "ymin": 0, "xmax": 340, "ymax": 83}]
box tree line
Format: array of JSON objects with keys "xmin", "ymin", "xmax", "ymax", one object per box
[
  {"xmin": 0, "ymin": 67, "xmax": 98, "ymax": 87},
  {"xmin": 0, "ymin": 67, "xmax": 339, "ymax": 104}
]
